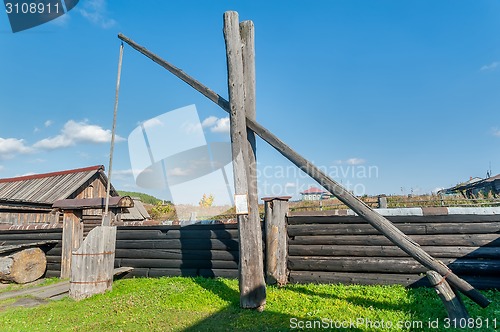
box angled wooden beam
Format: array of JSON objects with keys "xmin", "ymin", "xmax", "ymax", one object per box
[{"xmin": 117, "ymin": 33, "xmax": 491, "ymax": 308}]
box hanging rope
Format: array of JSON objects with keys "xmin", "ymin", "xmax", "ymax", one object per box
[{"xmin": 103, "ymin": 42, "xmax": 124, "ymax": 226}]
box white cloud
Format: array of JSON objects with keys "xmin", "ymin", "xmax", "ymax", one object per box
[
  {"xmin": 168, "ymin": 167, "xmax": 191, "ymax": 177},
  {"xmin": 210, "ymin": 117, "xmax": 230, "ymax": 133},
  {"xmin": 0, "ymin": 138, "xmax": 31, "ymax": 159},
  {"xmin": 493, "ymin": 128, "xmax": 500, "ymax": 137},
  {"xmin": 202, "ymin": 116, "xmax": 218, "ymax": 128},
  {"xmin": 44, "ymin": 120, "xmax": 53, "ymax": 127},
  {"xmin": 480, "ymin": 61, "xmax": 499, "ymax": 71},
  {"xmin": 50, "ymin": 13, "xmax": 70, "ymax": 27},
  {"xmin": 33, "ymin": 120, "xmax": 124, "ymax": 150},
  {"xmin": 142, "ymin": 118, "xmax": 163, "ymax": 129},
  {"xmin": 346, "ymin": 158, "xmax": 366, "ymax": 165},
  {"xmin": 78, "ymin": 0, "xmax": 116, "ymax": 29},
  {"xmin": 285, "ymin": 182, "xmax": 296, "ymax": 188}
]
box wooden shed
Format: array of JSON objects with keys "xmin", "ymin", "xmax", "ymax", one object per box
[{"xmin": 0, "ymin": 165, "xmax": 149, "ymax": 226}]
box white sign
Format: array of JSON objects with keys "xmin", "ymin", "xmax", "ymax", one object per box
[{"xmin": 234, "ymin": 194, "xmax": 249, "ymax": 215}]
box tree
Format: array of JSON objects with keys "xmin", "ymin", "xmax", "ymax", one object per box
[{"xmin": 199, "ymin": 194, "xmax": 214, "ymax": 207}]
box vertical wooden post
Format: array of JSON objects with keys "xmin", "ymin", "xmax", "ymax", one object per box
[
  {"xmin": 60, "ymin": 210, "xmax": 83, "ymax": 279},
  {"xmin": 263, "ymin": 197, "xmax": 290, "ymax": 286},
  {"xmin": 224, "ymin": 11, "xmax": 266, "ymax": 309},
  {"xmin": 426, "ymin": 270, "xmax": 470, "ymax": 320},
  {"xmin": 378, "ymin": 195, "xmax": 387, "ymax": 209}
]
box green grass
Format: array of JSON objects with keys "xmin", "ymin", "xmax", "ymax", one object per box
[{"xmin": 0, "ymin": 277, "xmax": 497, "ymax": 331}]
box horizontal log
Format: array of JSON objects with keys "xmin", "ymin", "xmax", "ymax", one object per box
[
  {"xmin": 117, "ymin": 224, "xmax": 239, "ymax": 232},
  {"xmin": 116, "ymin": 229, "xmax": 238, "ymax": 240},
  {"xmin": 45, "ymin": 255, "xmax": 61, "ymax": 263},
  {"xmin": 288, "ymin": 271, "xmax": 500, "ymax": 289},
  {"xmin": 288, "ymin": 245, "xmax": 500, "ymax": 259},
  {"xmin": 288, "ymin": 223, "xmax": 499, "ymax": 236},
  {"xmin": 0, "ymin": 229, "xmax": 62, "ymax": 235},
  {"xmin": 115, "ymin": 248, "xmax": 238, "ymax": 261},
  {"xmin": 288, "ymin": 257, "xmax": 500, "ymax": 275},
  {"xmin": 198, "ymin": 268, "xmax": 238, "ymax": 278},
  {"xmin": 115, "ymin": 239, "xmax": 239, "ymax": 250},
  {"xmin": 117, "ymin": 258, "xmax": 238, "ymax": 269},
  {"xmin": 44, "ymin": 270, "xmax": 60, "ymax": 278},
  {"xmin": 290, "ymin": 234, "xmax": 499, "ymax": 246},
  {"xmin": 148, "ymin": 268, "xmax": 198, "ymax": 278},
  {"xmin": 0, "ymin": 247, "xmax": 47, "ymax": 284},
  {"xmin": 0, "ymin": 233, "xmax": 63, "ymax": 241},
  {"xmin": 46, "ymin": 263, "xmax": 61, "ymax": 271},
  {"xmin": 116, "ymin": 268, "xmax": 149, "ymax": 279},
  {"xmin": 287, "ymin": 214, "xmax": 500, "ymax": 225}
]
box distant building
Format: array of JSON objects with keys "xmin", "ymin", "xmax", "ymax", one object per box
[
  {"xmin": 438, "ymin": 174, "xmax": 500, "ymax": 199},
  {"xmin": 300, "ymin": 187, "xmax": 333, "ymax": 201}
]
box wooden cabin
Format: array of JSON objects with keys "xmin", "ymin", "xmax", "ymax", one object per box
[{"xmin": 0, "ymin": 165, "xmax": 149, "ymax": 226}]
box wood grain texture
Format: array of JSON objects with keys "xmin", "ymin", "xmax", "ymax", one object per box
[
  {"xmin": 264, "ymin": 198, "xmax": 289, "ymax": 286},
  {"xmin": 427, "ymin": 270, "xmax": 470, "ymax": 320}
]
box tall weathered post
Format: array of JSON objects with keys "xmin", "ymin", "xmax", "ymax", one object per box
[
  {"xmin": 263, "ymin": 197, "xmax": 290, "ymax": 286},
  {"xmin": 60, "ymin": 210, "xmax": 82, "ymax": 279},
  {"xmin": 224, "ymin": 11, "xmax": 266, "ymax": 309}
]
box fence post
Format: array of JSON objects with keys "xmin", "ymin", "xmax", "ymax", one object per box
[
  {"xmin": 426, "ymin": 270, "xmax": 470, "ymax": 320},
  {"xmin": 378, "ymin": 195, "xmax": 387, "ymax": 209},
  {"xmin": 263, "ymin": 196, "xmax": 290, "ymax": 286},
  {"xmin": 224, "ymin": 11, "xmax": 266, "ymax": 309},
  {"xmin": 60, "ymin": 210, "xmax": 83, "ymax": 279}
]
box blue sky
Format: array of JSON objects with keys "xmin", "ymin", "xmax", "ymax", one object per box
[{"xmin": 1, "ymin": 1, "xmax": 499, "ymax": 204}]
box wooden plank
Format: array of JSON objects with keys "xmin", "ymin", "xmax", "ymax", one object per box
[
  {"xmin": 427, "ymin": 270, "xmax": 469, "ymax": 320},
  {"xmin": 116, "ymin": 32, "xmax": 491, "ymax": 308},
  {"xmin": 118, "ymin": 258, "xmax": 238, "ymax": 269},
  {"xmin": 288, "ymin": 245, "xmax": 500, "ymax": 259},
  {"xmin": 224, "ymin": 11, "xmax": 265, "ymax": 309},
  {"xmin": 69, "ymin": 226, "xmax": 116, "ymax": 300},
  {"xmin": 60, "ymin": 211, "xmax": 82, "ymax": 279},
  {"xmin": 286, "ymin": 214, "xmax": 500, "ymax": 224},
  {"xmin": 288, "ymin": 257, "xmax": 500, "ymax": 275},
  {"xmin": 287, "ymin": 222, "xmax": 499, "ymax": 236},
  {"xmin": 115, "ymin": 239, "xmax": 240, "ymax": 250},
  {"xmin": 264, "ymin": 198, "xmax": 289, "ymax": 286},
  {"xmin": 114, "ymin": 248, "xmax": 239, "ymax": 261},
  {"xmin": 0, "ymin": 280, "xmax": 69, "ymax": 300},
  {"xmin": 116, "ymin": 229, "xmax": 238, "ymax": 240},
  {"xmin": 289, "ymin": 234, "xmax": 499, "ymax": 246},
  {"xmin": 113, "ymin": 266, "xmax": 134, "ymax": 275}
]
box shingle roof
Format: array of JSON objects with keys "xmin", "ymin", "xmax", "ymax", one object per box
[
  {"xmin": 301, "ymin": 187, "xmax": 328, "ymax": 195},
  {"xmin": 0, "ymin": 165, "xmax": 105, "ymax": 205}
]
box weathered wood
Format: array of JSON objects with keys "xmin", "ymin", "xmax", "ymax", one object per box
[
  {"xmin": 60, "ymin": 211, "xmax": 82, "ymax": 279},
  {"xmin": 0, "ymin": 248, "xmax": 46, "ymax": 284},
  {"xmin": 288, "ymin": 256, "xmax": 500, "ymax": 274},
  {"xmin": 289, "ymin": 234, "xmax": 499, "ymax": 246},
  {"xmin": 115, "ymin": 239, "xmax": 240, "ymax": 250},
  {"xmin": 69, "ymin": 226, "xmax": 116, "ymax": 300},
  {"xmin": 118, "ymin": 258, "xmax": 238, "ymax": 269},
  {"xmin": 378, "ymin": 195, "xmax": 388, "ymax": 208},
  {"xmin": 286, "ymin": 213, "xmax": 500, "ymax": 224},
  {"xmin": 115, "ymin": 248, "xmax": 239, "ymax": 261},
  {"xmin": 117, "ymin": 30, "xmax": 490, "ymax": 307},
  {"xmin": 287, "ymin": 222, "xmax": 500, "ymax": 236},
  {"xmin": 427, "ymin": 271, "xmax": 470, "ymax": 320},
  {"xmin": 116, "ymin": 229, "xmax": 239, "ymax": 240},
  {"xmin": 224, "ymin": 11, "xmax": 266, "ymax": 309},
  {"xmin": 289, "ymin": 245, "xmax": 500, "ymax": 259},
  {"xmin": 0, "ymin": 280, "xmax": 69, "ymax": 301},
  {"xmin": 0, "ymin": 240, "xmax": 58, "ymax": 255},
  {"xmin": 264, "ymin": 197, "xmax": 290, "ymax": 286},
  {"xmin": 292, "ymin": 270, "xmax": 500, "ymax": 289}
]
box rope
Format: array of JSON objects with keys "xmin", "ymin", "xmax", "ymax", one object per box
[{"xmin": 103, "ymin": 42, "xmax": 124, "ymax": 226}]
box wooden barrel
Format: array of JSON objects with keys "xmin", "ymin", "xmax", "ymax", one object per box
[{"xmin": 69, "ymin": 226, "xmax": 116, "ymax": 300}]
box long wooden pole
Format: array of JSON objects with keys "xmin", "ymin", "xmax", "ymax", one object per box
[
  {"xmin": 224, "ymin": 11, "xmax": 266, "ymax": 310},
  {"xmin": 116, "ymin": 33, "xmax": 491, "ymax": 308},
  {"xmin": 103, "ymin": 42, "xmax": 124, "ymax": 226}
]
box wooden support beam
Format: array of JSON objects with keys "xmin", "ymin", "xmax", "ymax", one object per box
[
  {"xmin": 60, "ymin": 211, "xmax": 82, "ymax": 279},
  {"xmin": 426, "ymin": 270, "xmax": 470, "ymax": 320},
  {"xmin": 263, "ymin": 197, "xmax": 290, "ymax": 286},
  {"xmin": 224, "ymin": 11, "xmax": 266, "ymax": 310},
  {"xmin": 117, "ymin": 32, "xmax": 491, "ymax": 308}
]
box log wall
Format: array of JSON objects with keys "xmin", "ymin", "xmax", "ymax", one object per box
[
  {"xmin": 0, "ymin": 228, "xmax": 62, "ymax": 278},
  {"xmin": 114, "ymin": 224, "xmax": 240, "ymax": 279},
  {"xmin": 287, "ymin": 212, "xmax": 500, "ymax": 289}
]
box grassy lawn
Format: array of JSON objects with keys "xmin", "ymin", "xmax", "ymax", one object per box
[{"xmin": 0, "ymin": 277, "xmax": 497, "ymax": 331}]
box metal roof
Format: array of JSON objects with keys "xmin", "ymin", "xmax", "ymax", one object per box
[{"xmin": 0, "ymin": 165, "xmax": 105, "ymax": 205}]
